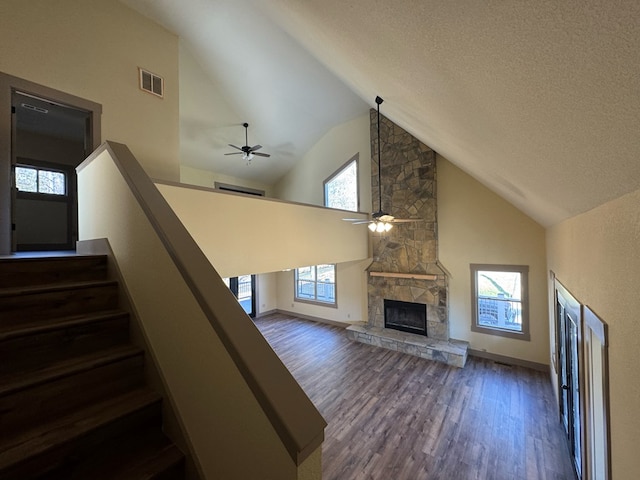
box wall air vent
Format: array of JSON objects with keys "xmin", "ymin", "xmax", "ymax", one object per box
[{"xmin": 138, "ymin": 67, "xmax": 164, "ymax": 98}]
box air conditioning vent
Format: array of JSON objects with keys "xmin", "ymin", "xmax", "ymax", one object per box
[{"xmin": 138, "ymin": 68, "xmax": 164, "ymax": 98}]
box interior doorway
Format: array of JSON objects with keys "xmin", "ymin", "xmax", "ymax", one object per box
[
  {"xmin": 0, "ymin": 72, "xmax": 101, "ymax": 255},
  {"xmin": 12, "ymin": 92, "xmax": 91, "ymax": 251}
]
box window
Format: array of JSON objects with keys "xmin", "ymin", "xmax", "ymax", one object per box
[
  {"xmin": 15, "ymin": 165, "xmax": 66, "ymax": 195},
  {"xmin": 324, "ymin": 155, "xmax": 358, "ymax": 212},
  {"xmin": 470, "ymin": 264, "xmax": 530, "ymax": 340},
  {"xmin": 295, "ymin": 264, "xmax": 336, "ymax": 306}
]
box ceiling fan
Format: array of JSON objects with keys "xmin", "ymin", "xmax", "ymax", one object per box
[
  {"xmin": 343, "ymin": 96, "xmax": 421, "ymax": 232},
  {"xmin": 225, "ymin": 122, "xmax": 271, "ymax": 162}
]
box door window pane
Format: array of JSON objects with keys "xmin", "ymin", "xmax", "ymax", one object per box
[
  {"xmin": 15, "ymin": 165, "xmax": 66, "ymax": 195},
  {"xmin": 15, "ymin": 166, "xmax": 38, "ymax": 192}
]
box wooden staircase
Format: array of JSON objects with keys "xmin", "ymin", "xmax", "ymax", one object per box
[{"xmin": 0, "ymin": 255, "xmax": 185, "ymax": 479}]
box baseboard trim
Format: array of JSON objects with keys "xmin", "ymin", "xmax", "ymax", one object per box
[
  {"xmin": 272, "ymin": 309, "xmax": 353, "ymax": 329},
  {"xmin": 468, "ymin": 349, "xmax": 549, "ymax": 372},
  {"xmin": 255, "ymin": 308, "xmax": 277, "ymax": 318}
]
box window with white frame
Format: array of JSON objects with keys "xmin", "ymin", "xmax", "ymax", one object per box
[
  {"xmin": 470, "ymin": 264, "xmax": 530, "ymax": 340},
  {"xmin": 294, "ymin": 264, "xmax": 336, "ymax": 306},
  {"xmin": 323, "ymin": 155, "xmax": 358, "ymax": 212}
]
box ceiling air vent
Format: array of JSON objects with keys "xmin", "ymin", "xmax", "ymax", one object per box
[{"xmin": 138, "ymin": 67, "xmax": 164, "ymax": 98}]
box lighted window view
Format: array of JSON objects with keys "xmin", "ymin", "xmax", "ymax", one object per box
[
  {"xmin": 15, "ymin": 166, "xmax": 66, "ymax": 195},
  {"xmin": 295, "ymin": 264, "xmax": 336, "ymax": 305},
  {"xmin": 324, "ymin": 159, "xmax": 358, "ymax": 212},
  {"xmin": 476, "ymin": 270, "xmax": 523, "ymax": 332}
]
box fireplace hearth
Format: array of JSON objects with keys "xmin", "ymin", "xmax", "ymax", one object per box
[{"xmin": 384, "ymin": 299, "xmax": 427, "ymax": 336}]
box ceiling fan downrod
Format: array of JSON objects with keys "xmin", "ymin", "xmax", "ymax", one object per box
[{"xmin": 376, "ymin": 96, "xmax": 383, "ymax": 214}]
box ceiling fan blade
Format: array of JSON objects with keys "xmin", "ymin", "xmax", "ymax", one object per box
[
  {"xmin": 252, "ymin": 152, "xmax": 270, "ymax": 157},
  {"xmin": 228, "ymin": 144, "xmax": 243, "ymax": 151},
  {"xmin": 251, "ymin": 145, "xmax": 263, "ymax": 152},
  {"xmin": 391, "ymin": 218, "xmax": 421, "ymax": 223},
  {"xmin": 343, "ymin": 218, "xmax": 371, "ymax": 223},
  {"xmin": 224, "ymin": 152, "xmax": 243, "ymax": 156}
]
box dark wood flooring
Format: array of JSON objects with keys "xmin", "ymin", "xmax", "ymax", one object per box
[{"xmin": 255, "ymin": 313, "xmax": 576, "ymax": 480}]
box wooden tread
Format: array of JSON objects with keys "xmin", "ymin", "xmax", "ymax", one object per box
[
  {"xmin": 0, "ymin": 255, "xmax": 185, "ymax": 479},
  {"xmin": 0, "ymin": 255, "xmax": 107, "ymax": 289},
  {"xmin": 0, "ymin": 309, "xmax": 128, "ymax": 340},
  {"xmin": 0, "ymin": 279, "xmax": 118, "ymax": 298},
  {"xmin": 0, "ymin": 344, "xmax": 142, "ymax": 397},
  {"xmin": 0, "ymin": 388, "xmax": 163, "ymax": 478}
]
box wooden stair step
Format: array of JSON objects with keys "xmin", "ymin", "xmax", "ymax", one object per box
[
  {"xmin": 0, "ymin": 348, "xmax": 146, "ymax": 441},
  {"xmin": 0, "ymin": 388, "xmax": 163, "ymax": 479},
  {"xmin": 0, "ymin": 309, "xmax": 128, "ymax": 340},
  {"xmin": 0, "ymin": 280, "xmax": 119, "ymax": 324},
  {"xmin": 0, "ymin": 310, "xmax": 130, "ymax": 376},
  {"xmin": 0, "ymin": 255, "xmax": 107, "ymax": 289},
  {"xmin": 61, "ymin": 428, "xmax": 185, "ymax": 480},
  {"xmin": 0, "ymin": 279, "xmax": 117, "ymax": 298},
  {"xmin": 0, "ymin": 344, "xmax": 142, "ymax": 397}
]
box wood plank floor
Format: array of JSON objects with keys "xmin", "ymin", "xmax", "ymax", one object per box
[{"xmin": 255, "ymin": 313, "xmax": 576, "ymax": 480}]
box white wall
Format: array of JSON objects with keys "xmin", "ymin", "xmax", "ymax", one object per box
[
  {"xmin": 0, "ymin": 0, "xmax": 180, "ymax": 181},
  {"xmin": 547, "ymin": 188, "xmax": 640, "ymax": 479},
  {"xmin": 438, "ymin": 157, "xmax": 550, "ymax": 365}
]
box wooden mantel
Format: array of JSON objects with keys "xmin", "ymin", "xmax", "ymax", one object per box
[{"xmin": 369, "ymin": 271, "xmax": 438, "ymax": 281}]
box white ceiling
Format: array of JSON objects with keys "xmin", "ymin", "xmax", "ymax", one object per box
[{"xmin": 122, "ymin": 0, "xmax": 640, "ymax": 227}]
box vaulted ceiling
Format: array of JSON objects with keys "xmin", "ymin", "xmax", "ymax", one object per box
[{"xmin": 121, "ymin": 0, "xmax": 640, "ymax": 227}]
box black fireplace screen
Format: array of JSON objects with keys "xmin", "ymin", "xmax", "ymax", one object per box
[{"xmin": 384, "ymin": 299, "xmax": 427, "ymax": 336}]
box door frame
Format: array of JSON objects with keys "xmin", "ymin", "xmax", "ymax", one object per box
[
  {"xmin": 0, "ymin": 72, "xmax": 102, "ymax": 254},
  {"xmin": 555, "ymin": 279, "xmax": 587, "ymax": 479}
]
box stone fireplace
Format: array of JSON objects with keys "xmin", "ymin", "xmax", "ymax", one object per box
[{"xmin": 346, "ymin": 109, "xmax": 468, "ymax": 367}]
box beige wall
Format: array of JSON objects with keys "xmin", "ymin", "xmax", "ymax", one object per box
[
  {"xmin": 257, "ymin": 272, "xmax": 278, "ymax": 315},
  {"xmin": 274, "ymin": 113, "xmax": 371, "ymax": 210},
  {"xmin": 157, "ymin": 182, "xmax": 369, "ymax": 279},
  {"xmin": 547, "ymin": 188, "xmax": 640, "ymax": 479},
  {"xmin": 276, "ymin": 259, "xmax": 370, "ymax": 324},
  {"xmin": 78, "ymin": 148, "xmax": 308, "ymax": 479},
  {"xmin": 0, "ymin": 0, "xmax": 179, "ymax": 180},
  {"xmin": 180, "ymin": 164, "xmax": 272, "ymax": 196},
  {"xmin": 272, "ymin": 114, "xmax": 372, "ymax": 322},
  {"xmin": 438, "ymin": 157, "xmax": 550, "ymax": 364}
]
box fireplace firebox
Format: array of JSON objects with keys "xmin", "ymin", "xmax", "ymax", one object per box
[{"xmin": 384, "ymin": 299, "xmax": 427, "ymax": 336}]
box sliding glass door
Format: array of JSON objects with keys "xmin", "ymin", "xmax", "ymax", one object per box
[{"xmin": 224, "ymin": 275, "xmax": 256, "ymax": 317}]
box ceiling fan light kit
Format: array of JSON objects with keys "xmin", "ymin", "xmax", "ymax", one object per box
[{"xmin": 225, "ymin": 122, "xmax": 270, "ymax": 164}]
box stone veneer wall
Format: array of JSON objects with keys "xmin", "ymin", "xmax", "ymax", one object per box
[{"xmin": 367, "ymin": 109, "xmax": 449, "ymax": 341}]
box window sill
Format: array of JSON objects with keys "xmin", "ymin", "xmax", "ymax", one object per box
[
  {"xmin": 294, "ymin": 298, "xmax": 338, "ymax": 309},
  {"xmin": 471, "ymin": 324, "xmax": 530, "ymax": 341}
]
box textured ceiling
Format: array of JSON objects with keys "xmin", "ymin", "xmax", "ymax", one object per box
[{"xmin": 122, "ymin": 0, "xmax": 640, "ymax": 226}]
